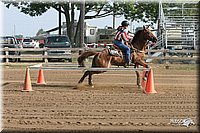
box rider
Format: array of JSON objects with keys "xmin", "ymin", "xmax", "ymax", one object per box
[{"xmin": 113, "ymin": 20, "xmax": 133, "ymax": 67}]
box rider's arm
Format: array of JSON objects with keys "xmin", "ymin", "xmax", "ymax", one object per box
[{"xmin": 121, "ymin": 32, "xmax": 131, "ymax": 42}]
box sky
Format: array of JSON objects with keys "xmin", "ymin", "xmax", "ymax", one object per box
[
  {"xmin": 1, "ymin": 2, "xmax": 65, "ymax": 37},
  {"xmin": 1, "ymin": 0, "xmax": 198, "ymax": 37},
  {"xmin": 0, "ymin": 1, "xmax": 143, "ymax": 37}
]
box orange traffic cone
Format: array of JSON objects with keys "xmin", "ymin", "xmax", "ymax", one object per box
[
  {"xmin": 22, "ymin": 67, "xmax": 33, "ymax": 91},
  {"xmin": 141, "ymin": 70, "xmax": 147, "ymax": 88},
  {"xmin": 37, "ymin": 67, "xmax": 46, "ymax": 85},
  {"xmin": 145, "ymin": 69, "xmax": 157, "ymax": 94}
]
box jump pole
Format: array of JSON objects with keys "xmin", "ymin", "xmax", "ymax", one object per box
[
  {"xmin": 29, "ymin": 63, "xmax": 150, "ymax": 72},
  {"xmin": 83, "ymin": 67, "xmax": 150, "ymax": 71}
]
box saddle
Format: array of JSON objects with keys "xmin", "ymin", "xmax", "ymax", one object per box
[
  {"xmin": 108, "ymin": 44, "xmax": 135, "ymax": 64},
  {"xmin": 108, "ymin": 47, "xmax": 122, "ymax": 57},
  {"xmin": 111, "ymin": 42, "xmax": 146, "ymax": 66}
]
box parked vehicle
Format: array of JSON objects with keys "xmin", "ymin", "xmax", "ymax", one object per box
[
  {"xmin": 44, "ymin": 35, "xmax": 72, "ymax": 62},
  {"xmin": 32, "ymin": 35, "xmax": 46, "ymax": 48},
  {"xmin": 0, "ymin": 36, "xmax": 21, "ymax": 62},
  {"xmin": 22, "ymin": 38, "xmax": 36, "ymax": 48},
  {"xmin": 38, "ymin": 39, "xmax": 45, "ymax": 48}
]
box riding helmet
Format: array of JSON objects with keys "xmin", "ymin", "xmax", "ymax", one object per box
[{"xmin": 121, "ymin": 20, "xmax": 129, "ymax": 26}]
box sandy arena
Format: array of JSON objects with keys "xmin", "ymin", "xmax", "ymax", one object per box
[{"xmin": 2, "ymin": 63, "xmax": 199, "ymax": 132}]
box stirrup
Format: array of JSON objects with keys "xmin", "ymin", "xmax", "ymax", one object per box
[
  {"xmin": 124, "ymin": 64, "xmax": 129, "ymax": 68},
  {"xmin": 109, "ymin": 49, "xmax": 121, "ymax": 57},
  {"xmin": 129, "ymin": 63, "xmax": 135, "ymax": 66},
  {"xmin": 124, "ymin": 62, "xmax": 135, "ymax": 68}
]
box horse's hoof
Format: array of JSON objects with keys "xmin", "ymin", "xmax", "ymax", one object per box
[
  {"xmin": 143, "ymin": 77, "xmax": 147, "ymax": 81},
  {"xmin": 78, "ymin": 80, "xmax": 83, "ymax": 84},
  {"xmin": 91, "ymin": 85, "xmax": 94, "ymax": 88},
  {"xmin": 76, "ymin": 83, "xmax": 83, "ymax": 89},
  {"xmin": 89, "ymin": 84, "xmax": 94, "ymax": 88}
]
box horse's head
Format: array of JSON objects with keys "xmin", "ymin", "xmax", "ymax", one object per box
[
  {"xmin": 131, "ymin": 26, "xmax": 157, "ymax": 50},
  {"xmin": 142, "ymin": 25, "xmax": 157, "ymax": 43}
]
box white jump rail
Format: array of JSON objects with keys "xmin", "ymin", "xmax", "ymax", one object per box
[
  {"xmin": 29, "ymin": 63, "xmax": 150, "ymax": 72},
  {"xmin": 83, "ymin": 67, "xmax": 150, "ymax": 71}
]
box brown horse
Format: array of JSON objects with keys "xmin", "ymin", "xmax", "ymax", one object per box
[{"xmin": 77, "ymin": 26, "xmax": 157, "ymax": 88}]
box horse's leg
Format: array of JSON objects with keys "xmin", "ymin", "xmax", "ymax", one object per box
[
  {"xmin": 135, "ymin": 64, "xmax": 141, "ymax": 88},
  {"xmin": 78, "ymin": 71, "xmax": 89, "ymax": 84},
  {"xmin": 137, "ymin": 60, "xmax": 149, "ymax": 81},
  {"xmin": 88, "ymin": 72, "xmax": 94, "ymax": 87},
  {"xmin": 143, "ymin": 64, "xmax": 150, "ymax": 81}
]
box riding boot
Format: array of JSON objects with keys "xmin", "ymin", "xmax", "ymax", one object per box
[{"xmin": 124, "ymin": 62, "xmax": 129, "ymax": 68}]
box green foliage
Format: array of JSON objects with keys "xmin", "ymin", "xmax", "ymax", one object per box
[
  {"xmin": 119, "ymin": 2, "xmax": 159, "ymax": 23},
  {"xmin": 4, "ymin": 1, "xmax": 51, "ymax": 16},
  {"xmin": 3, "ymin": 1, "xmax": 159, "ymax": 22},
  {"xmin": 3, "ymin": 1, "xmax": 198, "ymax": 23},
  {"xmin": 36, "ymin": 29, "xmax": 46, "ymax": 36}
]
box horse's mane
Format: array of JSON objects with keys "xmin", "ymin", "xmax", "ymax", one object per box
[
  {"xmin": 131, "ymin": 29, "xmax": 148, "ymax": 50},
  {"xmin": 131, "ymin": 30, "xmax": 143, "ymax": 43}
]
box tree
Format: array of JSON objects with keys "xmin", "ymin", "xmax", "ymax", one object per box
[
  {"xmin": 122, "ymin": 2, "xmax": 159, "ymax": 24},
  {"xmin": 36, "ymin": 28, "xmax": 46, "ymax": 36},
  {"xmin": 3, "ymin": 1, "xmax": 115, "ymax": 47},
  {"xmin": 3, "ymin": 1, "xmax": 161, "ymax": 47}
]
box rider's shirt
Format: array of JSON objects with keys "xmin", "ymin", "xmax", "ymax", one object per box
[{"xmin": 114, "ymin": 26, "xmax": 131, "ymax": 42}]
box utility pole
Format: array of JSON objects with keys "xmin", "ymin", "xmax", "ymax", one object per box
[
  {"xmin": 80, "ymin": 0, "xmax": 85, "ymax": 48},
  {"xmin": 112, "ymin": 2, "xmax": 115, "ymax": 29},
  {"xmin": 58, "ymin": 5, "xmax": 61, "ymax": 35}
]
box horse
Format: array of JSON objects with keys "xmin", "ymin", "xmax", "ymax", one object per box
[{"xmin": 77, "ymin": 26, "xmax": 157, "ymax": 88}]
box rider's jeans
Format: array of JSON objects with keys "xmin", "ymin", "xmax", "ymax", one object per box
[{"xmin": 114, "ymin": 40, "xmax": 130, "ymax": 64}]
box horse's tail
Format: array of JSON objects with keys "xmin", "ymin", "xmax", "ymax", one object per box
[{"xmin": 78, "ymin": 51, "xmax": 98, "ymax": 67}]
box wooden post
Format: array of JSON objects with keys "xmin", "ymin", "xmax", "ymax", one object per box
[
  {"xmin": 44, "ymin": 47, "xmax": 48, "ymax": 63},
  {"xmin": 193, "ymin": 31, "xmax": 196, "ymax": 49},
  {"xmin": 5, "ymin": 47, "xmax": 9, "ymax": 63},
  {"xmin": 80, "ymin": 0, "xmax": 85, "ymax": 48}
]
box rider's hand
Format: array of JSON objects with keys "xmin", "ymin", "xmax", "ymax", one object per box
[{"xmin": 129, "ymin": 37, "xmax": 133, "ymax": 42}]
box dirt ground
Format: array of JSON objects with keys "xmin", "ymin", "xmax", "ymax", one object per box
[{"xmin": 2, "ymin": 63, "xmax": 199, "ymax": 132}]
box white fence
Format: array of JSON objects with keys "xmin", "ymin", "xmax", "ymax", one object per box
[{"xmin": 0, "ymin": 47, "xmax": 198, "ymax": 64}]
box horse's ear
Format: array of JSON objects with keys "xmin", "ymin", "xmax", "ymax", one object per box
[
  {"xmin": 143, "ymin": 25, "xmax": 145, "ymax": 29},
  {"xmin": 146, "ymin": 25, "xmax": 149, "ymax": 29}
]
